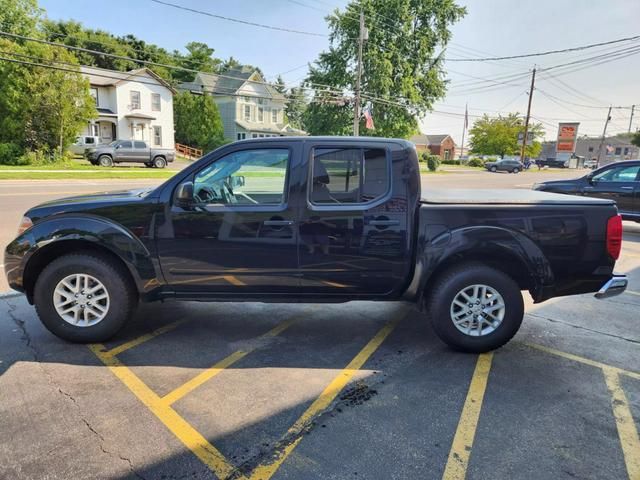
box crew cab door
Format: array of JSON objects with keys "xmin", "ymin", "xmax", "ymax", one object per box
[
  {"xmin": 297, "ymin": 141, "xmax": 411, "ymax": 296},
  {"xmin": 114, "ymin": 140, "xmax": 134, "ymax": 161},
  {"xmin": 133, "ymin": 141, "xmax": 149, "ymax": 163},
  {"xmin": 584, "ymin": 163, "xmax": 640, "ymax": 215},
  {"xmin": 155, "ymin": 143, "xmax": 300, "ymax": 294}
]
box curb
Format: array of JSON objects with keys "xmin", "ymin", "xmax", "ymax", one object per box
[{"xmin": 0, "ymin": 291, "xmax": 23, "ymax": 299}]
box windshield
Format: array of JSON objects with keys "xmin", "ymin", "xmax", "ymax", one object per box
[{"xmin": 108, "ymin": 141, "xmax": 119, "ymax": 146}]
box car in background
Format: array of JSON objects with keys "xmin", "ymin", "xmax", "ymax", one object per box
[
  {"xmin": 536, "ymin": 157, "xmax": 569, "ymax": 168},
  {"xmin": 86, "ymin": 140, "xmax": 175, "ymax": 168},
  {"xmin": 584, "ymin": 159, "xmax": 598, "ymax": 169},
  {"xmin": 533, "ymin": 160, "xmax": 640, "ymax": 221},
  {"xmin": 70, "ymin": 136, "xmax": 101, "ymax": 156},
  {"xmin": 485, "ymin": 158, "xmax": 524, "ymax": 173}
]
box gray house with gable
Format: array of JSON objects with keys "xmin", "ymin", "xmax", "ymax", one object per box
[{"xmin": 179, "ymin": 66, "xmax": 306, "ymax": 141}]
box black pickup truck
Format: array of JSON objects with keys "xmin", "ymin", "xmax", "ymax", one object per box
[{"xmin": 4, "ymin": 137, "xmax": 628, "ymax": 352}]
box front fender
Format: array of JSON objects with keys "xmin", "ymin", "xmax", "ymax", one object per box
[
  {"xmin": 5, "ymin": 215, "xmax": 160, "ymax": 298},
  {"xmin": 406, "ymin": 225, "xmax": 554, "ymax": 303}
]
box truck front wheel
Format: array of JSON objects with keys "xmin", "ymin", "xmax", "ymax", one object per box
[
  {"xmin": 33, "ymin": 253, "xmax": 136, "ymax": 343},
  {"xmin": 426, "ymin": 263, "xmax": 524, "ymax": 353}
]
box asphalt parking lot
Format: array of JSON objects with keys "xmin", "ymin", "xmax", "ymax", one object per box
[{"xmin": 1, "ymin": 169, "xmax": 639, "ymax": 480}]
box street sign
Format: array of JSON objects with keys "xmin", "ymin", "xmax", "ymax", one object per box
[{"xmin": 556, "ymin": 123, "xmax": 580, "ymax": 153}]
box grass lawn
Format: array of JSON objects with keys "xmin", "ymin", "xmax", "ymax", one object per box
[{"xmin": 0, "ymin": 164, "xmax": 176, "ymax": 180}]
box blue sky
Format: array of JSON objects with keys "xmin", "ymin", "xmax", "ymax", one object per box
[{"xmin": 40, "ymin": 0, "xmax": 640, "ymax": 142}]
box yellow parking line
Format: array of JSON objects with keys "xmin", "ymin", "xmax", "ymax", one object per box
[
  {"xmin": 249, "ymin": 312, "xmax": 405, "ymax": 480},
  {"xmin": 161, "ymin": 318, "xmax": 297, "ymax": 405},
  {"xmin": 442, "ymin": 352, "xmax": 494, "ymax": 480},
  {"xmin": 526, "ymin": 343, "xmax": 640, "ymax": 381},
  {"xmin": 104, "ymin": 319, "xmax": 188, "ymax": 357},
  {"xmin": 89, "ymin": 344, "xmax": 240, "ymax": 480},
  {"xmin": 223, "ymin": 275, "xmax": 246, "ymax": 286},
  {"xmin": 603, "ymin": 367, "xmax": 640, "ymax": 480}
]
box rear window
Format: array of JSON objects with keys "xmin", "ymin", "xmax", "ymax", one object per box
[
  {"xmin": 134, "ymin": 141, "xmax": 146, "ymax": 149},
  {"xmin": 310, "ymin": 147, "xmax": 389, "ymax": 205}
]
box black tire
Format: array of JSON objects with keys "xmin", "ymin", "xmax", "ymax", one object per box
[
  {"xmin": 98, "ymin": 155, "xmax": 113, "ymax": 168},
  {"xmin": 33, "ymin": 253, "xmax": 136, "ymax": 343},
  {"xmin": 144, "ymin": 162, "xmax": 154, "ymax": 168},
  {"xmin": 490, "ymin": 166, "xmax": 497, "ymax": 172},
  {"xmin": 153, "ymin": 156, "xmax": 167, "ymax": 169},
  {"xmin": 512, "ymin": 167, "xmax": 520, "ymax": 173},
  {"xmin": 425, "ymin": 263, "xmax": 524, "ymax": 353}
]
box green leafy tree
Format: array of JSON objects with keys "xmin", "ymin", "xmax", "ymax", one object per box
[
  {"xmin": 285, "ymin": 86, "xmax": 307, "ymax": 130},
  {"xmin": 172, "ymin": 42, "xmax": 221, "ymax": 82},
  {"xmin": 0, "ymin": 38, "xmax": 96, "ymax": 159},
  {"xmin": 174, "ymin": 91, "xmax": 225, "ymax": 153},
  {"xmin": 469, "ymin": 113, "xmax": 544, "ymax": 158},
  {"xmin": 274, "ymin": 75, "xmax": 286, "ymax": 94},
  {"xmin": 303, "ymin": 0, "xmax": 466, "ymax": 137},
  {"xmin": 630, "ymin": 131, "xmax": 640, "ymax": 148},
  {"xmin": 0, "ymin": 0, "xmax": 42, "ymax": 36}
]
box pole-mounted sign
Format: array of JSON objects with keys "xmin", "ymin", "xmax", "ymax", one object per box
[{"xmin": 556, "ymin": 122, "xmax": 580, "ymax": 153}]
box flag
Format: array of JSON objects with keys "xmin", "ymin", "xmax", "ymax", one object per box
[{"xmin": 363, "ymin": 102, "xmax": 375, "ymax": 130}]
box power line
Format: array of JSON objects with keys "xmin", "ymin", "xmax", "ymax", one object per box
[
  {"xmin": 149, "ymin": 0, "xmax": 327, "ymax": 37},
  {"xmin": 446, "ymin": 34, "xmax": 640, "ymax": 62}
]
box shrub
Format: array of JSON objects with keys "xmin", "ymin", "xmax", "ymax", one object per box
[
  {"xmin": 467, "ymin": 157, "xmax": 485, "ymax": 167},
  {"xmin": 423, "ymin": 154, "xmax": 440, "ymax": 171},
  {"xmin": 441, "ymin": 159, "xmax": 461, "ymax": 165},
  {"xmin": 16, "ymin": 148, "xmax": 75, "ymax": 166},
  {"xmin": 0, "ymin": 143, "xmax": 25, "ymax": 166}
]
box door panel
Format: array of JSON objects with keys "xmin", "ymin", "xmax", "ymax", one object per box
[
  {"xmin": 115, "ymin": 141, "xmax": 134, "ymax": 161},
  {"xmin": 297, "ymin": 143, "xmax": 411, "ymax": 296},
  {"xmin": 583, "ymin": 164, "xmax": 640, "ymax": 214},
  {"xmin": 155, "ymin": 145, "xmax": 300, "ymax": 294}
]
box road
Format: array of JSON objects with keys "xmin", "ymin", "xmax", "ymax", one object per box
[{"xmin": 1, "ymin": 167, "xmax": 639, "ymax": 479}]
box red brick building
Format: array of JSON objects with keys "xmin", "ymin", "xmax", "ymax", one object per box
[{"xmin": 410, "ymin": 134, "xmax": 457, "ymax": 160}]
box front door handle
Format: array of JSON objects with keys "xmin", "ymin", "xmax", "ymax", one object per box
[{"xmin": 263, "ymin": 219, "xmax": 294, "ymax": 227}]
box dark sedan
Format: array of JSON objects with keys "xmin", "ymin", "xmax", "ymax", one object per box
[
  {"xmin": 485, "ymin": 159, "xmax": 524, "ymax": 173},
  {"xmin": 533, "ymin": 160, "xmax": 640, "ymax": 221}
]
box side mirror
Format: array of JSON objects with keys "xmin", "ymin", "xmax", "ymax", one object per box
[
  {"xmin": 175, "ymin": 181, "xmax": 194, "ymax": 204},
  {"xmin": 587, "ymin": 174, "xmax": 596, "ymax": 185},
  {"xmin": 115, "ymin": 144, "xmax": 121, "ymax": 149}
]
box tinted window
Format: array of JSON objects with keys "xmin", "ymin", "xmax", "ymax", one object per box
[
  {"xmin": 120, "ymin": 141, "xmax": 132, "ymax": 148},
  {"xmin": 134, "ymin": 141, "xmax": 147, "ymax": 149},
  {"xmin": 593, "ymin": 165, "xmax": 640, "ymax": 182},
  {"xmin": 85, "ymin": 137, "xmax": 95, "ymax": 144},
  {"xmin": 310, "ymin": 148, "xmax": 389, "ymax": 205},
  {"xmin": 194, "ymin": 149, "xmax": 289, "ymax": 205}
]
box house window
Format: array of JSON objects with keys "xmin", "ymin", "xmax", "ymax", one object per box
[
  {"xmin": 153, "ymin": 126, "xmax": 162, "ymax": 146},
  {"xmin": 444, "ymin": 149, "xmax": 451, "ymax": 160},
  {"xmin": 272, "ymin": 109, "xmax": 279, "ymax": 123},
  {"xmin": 130, "ymin": 90, "xmax": 141, "ymax": 110},
  {"xmin": 624, "ymin": 147, "xmax": 629, "ymax": 155},
  {"xmin": 252, "ymin": 133, "xmax": 258, "ymax": 138},
  {"xmin": 237, "ymin": 133, "xmax": 246, "ymax": 140},
  {"xmin": 151, "ymin": 93, "xmax": 161, "ymax": 112},
  {"xmin": 89, "ymin": 123, "xmax": 99, "ymax": 136},
  {"xmin": 258, "ymin": 107, "xmax": 264, "ymax": 122},
  {"xmin": 244, "ymin": 105, "xmax": 251, "ymax": 121},
  {"xmin": 588, "ymin": 146, "xmax": 594, "ymax": 152},
  {"xmin": 90, "ymin": 88, "xmax": 98, "ymax": 106},
  {"xmin": 615, "ymin": 147, "xmax": 622, "ymax": 155}
]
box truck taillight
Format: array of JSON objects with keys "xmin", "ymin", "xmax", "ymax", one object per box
[{"xmin": 606, "ymin": 214, "xmax": 622, "ymax": 260}]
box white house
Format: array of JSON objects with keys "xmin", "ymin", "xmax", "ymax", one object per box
[{"xmin": 80, "ymin": 66, "xmax": 175, "ymax": 149}]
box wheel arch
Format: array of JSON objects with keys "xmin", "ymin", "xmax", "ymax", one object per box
[
  {"xmin": 20, "ymin": 216, "xmax": 161, "ymax": 303},
  {"xmin": 409, "ymin": 225, "xmax": 555, "ymax": 307}
]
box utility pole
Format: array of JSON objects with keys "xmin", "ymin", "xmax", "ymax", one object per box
[
  {"xmin": 459, "ymin": 103, "xmax": 468, "ymax": 160},
  {"xmin": 353, "ymin": 10, "xmax": 366, "ymax": 136},
  {"xmin": 596, "ymin": 105, "xmax": 613, "ymax": 167},
  {"xmin": 628, "ymin": 104, "xmax": 635, "ymax": 133},
  {"xmin": 519, "ymin": 67, "xmax": 536, "ymax": 162}
]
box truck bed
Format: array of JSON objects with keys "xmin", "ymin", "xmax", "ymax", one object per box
[{"xmin": 421, "ymin": 189, "xmax": 614, "ymax": 206}]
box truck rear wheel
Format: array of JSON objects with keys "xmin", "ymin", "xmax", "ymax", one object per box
[
  {"xmin": 153, "ymin": 156, "xmax": 167, "ymax": 168},
  {"xmin": 33, "ymin": 253, "xmax": 136, "ymax": 343},
  {"xmin": 425, "ymin": 263, "xmax": 524, "ymax": 353}
]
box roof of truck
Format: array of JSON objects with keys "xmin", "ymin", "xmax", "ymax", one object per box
[{"xmin": 235, "ymin": 136, "xmax": 415, "ymax": 147}]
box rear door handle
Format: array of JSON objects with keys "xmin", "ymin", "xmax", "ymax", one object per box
[
  {"xmin": 369, "ymin": 220, "xmax": 400, "ymax": 226},
  {"xmin": 263, "ymin": 219, "xmax": 294, "ymax": 226}
]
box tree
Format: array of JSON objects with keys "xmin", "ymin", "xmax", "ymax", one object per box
[
  {"xmin": 174, "ymin": 91, "xmax": 226, "ymax": 153},
  {"xmin": 285, "ymin": 86, "xmax": 307, "ymax": 130},
  {"xmin": 468, "ymin": 113, "xmax": 544, "ymax": 158},
  {"xmin": 274, "ymin": 75, "xmax": 286, "ymax": 94},
  {"xmin": 172, "ymin": 42, "xmax": 220, "ymax": 82},
  {"xmin": 0, "ymin": 33, "xmax": 96, "ymax": 158},
  {"xmin": 0, "ymin": 0, "xmax": 42, "ymax": 36},
  {"xmin": 303, "ymin": 0, "xmax": 466, "ymax": 137},
  {"xmin": 629, "ymin": 131, "xmax": 640, "ymax": 148}
]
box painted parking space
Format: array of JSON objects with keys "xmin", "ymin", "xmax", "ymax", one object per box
[{"xmin": 1, "ymin": 293, "xmax": 639, "ymax": 479}]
